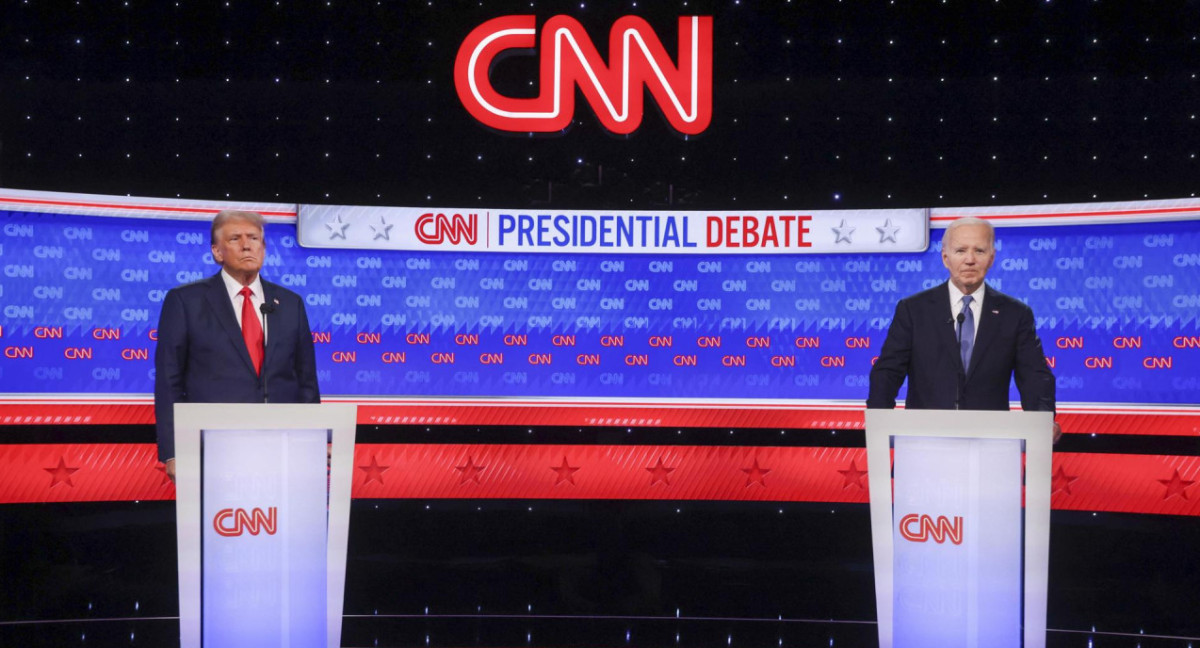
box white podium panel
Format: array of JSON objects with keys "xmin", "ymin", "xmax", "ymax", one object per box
[
  {"xmin": 202, "ymin": 428, "xmax": 328, "ymax": 647},
  {"xmin": 174, "ymin": 404, "xmax": 357, "ymax": 648},
  {"xmin": 865, "ymin": 409, "xmax": 1053, "ymax": 648},
  {"xmin": 892, "ymin": 436, "xmax": 1022, "ymax": 647}
]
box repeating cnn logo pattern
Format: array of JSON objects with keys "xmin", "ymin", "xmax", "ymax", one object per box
[
  {"xmin": 899, "ymin": 513, "xmax": 963, "ymax": 545},
  {"xmin": 213, "ymin": 507, "xmax": 278, "ymax": 537},
  {"xmin": 454, "ymin": 15, "xmax": 713, "ymax": 135}
]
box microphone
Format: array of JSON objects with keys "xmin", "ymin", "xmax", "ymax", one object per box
[
  {"xmin": 955, "ymin": 312, "xmax": 967, "ymax": 409},
  {"xmin": 259, "ymin": 301, "xmax": 276, "ymax": 403}
]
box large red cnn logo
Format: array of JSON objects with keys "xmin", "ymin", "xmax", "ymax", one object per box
[
  {"xmin": 213, "ymin": 507, "xmax": 278, "ymax": 537},
  {"xmin": 415, "ymin": 212, "xmax": 478, "ymax": 245},
  {"xmin": 899, "ymin": 513, "xmax": 963, "ymax": 545},
  {"xmin": 454, "ymin": 15, "xmax": 713, "ymax": 135}
]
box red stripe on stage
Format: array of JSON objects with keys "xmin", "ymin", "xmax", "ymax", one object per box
[
  {"xmin": 930, "ymin": 206, "xmax": 1200, "ymax": 222},
  {"xmin": 349, "ymin": 444, "xmax": 871, "ymax": 503},
  {"xmin": 0, "ymin": 404, "xmax": 156, "ymax": 426},
  {"xmin": 1, "ymin": 402, "xmax": 1196, "ymax": 437},
  {"xmin": 0, "ymin": 444, "xmax": 174, "ymax": 503},
  {"xmin": 1050, "ymin": 453, "xmax": 1200, "ymax": 516},
  {"xmin": 1, "ymin": 444, "xmax": 1198, "ymax": 516},
  {"xmin": 0, "ymin": 196, "xmax": 297, "ymax": 218}
]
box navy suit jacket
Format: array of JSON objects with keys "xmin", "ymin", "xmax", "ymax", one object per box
[
  {"xmin": 867, "ymin": 281, "xmax": 1055, "ymax": 413},
  {"xmin": 154, "ymin": 273, "xmax": 320, "ymax": 461}
]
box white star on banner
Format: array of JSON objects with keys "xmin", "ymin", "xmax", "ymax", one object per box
[
  {"xmin": 832, "ymin": 219, "xmax": 855, "ymax": 244},
  {"xmin": 325, "ymin": 214, "xmax": 350, "ymax": 240},
  {"xmin": 876, "ymin": 218, "xmax": 901, "ymax": 243},
  {"xmin": 370, "ymin": 216, "xmax": 393, "ymax": 241}
]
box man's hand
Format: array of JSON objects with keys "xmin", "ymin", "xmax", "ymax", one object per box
[
  {"xmin": 1052, "ymin": 421, "xmax": 1062, "ymax": 445},
  {"xmin": 165, "ymin": 458, "xmax": 176, "ymax": 483}
]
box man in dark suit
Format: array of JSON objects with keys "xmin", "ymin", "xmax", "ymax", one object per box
[
  {"xmin": 867, "ymin": 217, "xmax": 1059, "ymax": 439},
  {"xmin": 154, "ymin": 210, "xmax": 321, "ymax": 481}
]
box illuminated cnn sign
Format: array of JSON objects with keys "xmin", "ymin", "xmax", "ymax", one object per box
[
  {"xmin": 454, "ymin": 15, "xmax": 713, "ymax": 135},
  {"xmin": 213, "ymin": 507, "xmax": 278, "ymax": 537},
  {"xmin": 898, "ymin": 513, "xmax": 963, "ymax": 545}
]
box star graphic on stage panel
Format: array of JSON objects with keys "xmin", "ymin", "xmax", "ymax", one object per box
[
  {"xmin": 742, "ymin": 458, "xmax": 771, "ymax": 487},
  {"xmin": 876, "ymin": 218, "xmax": 901, "ymax": 243},
  {"xmin": 1051, "ymin": 465, "xmax": 1080, "ymax": 496},
  {"xmin": 370, "ymin": 216, "xmax": 393, "ymax": 241},
  {"xmin": 1157, "ymin": 468, "xmax": 1196, "ymax": 501},
  {"xmin": 358, "ymin": 454, "xmax": 390, "ymax": 486},
  {"xmin": 550, "ymin": 456, "xmax": 580, "ymax": 486},
  {"xmin": 645, "ymin": 457, "xmax": 675, "ymax": 486},
  {"xmin": 455, "ymin": 455, "xmax": 487, "ymax": 484},
  {"xmin": 832, "ymin": 219, "xmax": 855, "ymax": 244},
  {"xmin": 837, "ymin": 460, "xmax": 868, "ymax": 490},
  {"xmin": 44, "ymin": 457, "xmax": 80, "ymax": 488},
  {"xmin": 325, "ymin": 213, "xmax": 350, "ymax": 239}
]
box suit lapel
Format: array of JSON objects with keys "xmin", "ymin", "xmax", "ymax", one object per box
[
  {"xmin": 205, "ymin": 273, "xmax": 258, "ymax": 375},
  {"xmin": 931, "ymin": 283, "xmax": 964, "ymax": 372},
  {"xmin": 967, "ymin": 284, "xmax": 1001, "ymax": 380},
  {"xmin": 261, "ymin": 282, "xmax": 279, "ymax": 369}
]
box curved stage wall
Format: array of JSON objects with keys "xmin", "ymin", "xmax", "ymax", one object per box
[{"xmin": 0, "ymin": 188, "xmax": 1197, "ymax": 515}]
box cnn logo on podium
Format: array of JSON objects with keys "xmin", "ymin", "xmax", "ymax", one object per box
[
  {"xmin": 899, "ymin": 513, "xmax": 963, "ymax": 545},
  {"xmin": 213, "ymin": 507, "xmax": 278, "ymax": 537}
]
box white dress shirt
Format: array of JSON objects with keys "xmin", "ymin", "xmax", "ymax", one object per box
[
  {"xmin": 947, "ymin": 281, "xmax": 984, "ymax": 339},
  {"xmin": 219, "ymin": 270, "xmax": 266, "ymax": 342}
]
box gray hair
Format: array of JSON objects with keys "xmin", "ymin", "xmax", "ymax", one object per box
[
  {"xmin": 943, "ymin": 216, "xmax": 995, "ymax": 246},
  {"xmin": 210, "ymin": 210, "xmax": 265, "ymax": 244}
]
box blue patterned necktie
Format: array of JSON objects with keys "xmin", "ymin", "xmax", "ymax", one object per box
[{"xmin": 960, "ymin": 295, "xmax": 975, "ymax": 372}]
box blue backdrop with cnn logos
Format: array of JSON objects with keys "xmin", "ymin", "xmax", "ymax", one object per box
[{"xmin": 1, "ymin": 201, "xmax": 1197, "ymax": 405}]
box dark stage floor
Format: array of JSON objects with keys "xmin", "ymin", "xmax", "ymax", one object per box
[{"xmin": 2, "ymin": 499, "xmax": 1198, "ymax": 648}]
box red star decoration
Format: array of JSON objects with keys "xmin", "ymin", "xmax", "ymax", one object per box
[
  {"xmin": 44, "ymin": 457, "xmax": 80, "ymax": 488},
  {"xmin": 1051, "ymin": 465, "xmax": 1080, "ymax": 496},
  {"xmin": 742, "ymin": 458, "xmax": 771, "ymax": 487},
  {"xmin": 645, "ymin": 457, "xmax": 675, "ymax": 486},
  {"xmin": 455, "ymin": 455, "xmax": 487, "ymax": 484},
  {"xmin": 837, "ymin": 460, "xmax": 868, "ymax": 490},
  {"xmin": 1158, "ymin": 469, "xmax": 1196, "ymax": 501},
  {"xmin": 550, "ymin": 457, "xmax": 580, "ymax": 486},
  {"xmin": 358, "ymin": 454, "xmax": 390, "ymax": 486}
]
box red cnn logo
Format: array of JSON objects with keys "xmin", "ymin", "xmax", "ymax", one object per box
[
  {"xmin": 213, "ymin": 507, "xmax": 278, "ymax": 537},
  {"xmin": 899, "ymin": 513, "xmax": 963, "ymax": 545},
  {"xmin": 454, "ymin": 15, "xmax": 713, "ymax": 135},
  {"xmin": 415, "ymin": 212, "xmax": 479, "ymax": 245}
]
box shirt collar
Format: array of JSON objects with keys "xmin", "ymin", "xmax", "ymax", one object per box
[
  {"xmin": 219, "ymin": 269, "xmax": 263, "ymax": 300},
  {"xmin": 948, "ymin": 281, "xmax": 985, "ymax": 307}
]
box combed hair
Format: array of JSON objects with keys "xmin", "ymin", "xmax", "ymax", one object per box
[
  {"xmin": 210, "ymin": 210, "xmax": 265, "ymax": 244},
  {"xmin": 943, "ymin": 216, "xmax": 995, "ymax": 246}
]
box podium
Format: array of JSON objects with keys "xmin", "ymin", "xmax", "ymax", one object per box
[
  {"xmin": 865, "ymin": 409, "xmax": 1053, "ymax": 648},
  {"xmin": 173, "ymin": 403, "xmax": 358, "ymax": 648}
]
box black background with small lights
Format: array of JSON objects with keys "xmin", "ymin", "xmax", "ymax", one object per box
[
  {"xmin": 4, "ymin": 1, "xmax": 1200, "ymax": 646},
  {"xmin": 1, "ymin": 0, "xmax": 1198, "ymax": 208}
]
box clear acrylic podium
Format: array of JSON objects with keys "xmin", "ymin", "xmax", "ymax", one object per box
[
  {"xmin": 865, "ymin": 409, "xmax": 1054, "ymax": 648},
  {"xmin": 173, "ymin": 403, "xmax": 358, "ymax": 648}
]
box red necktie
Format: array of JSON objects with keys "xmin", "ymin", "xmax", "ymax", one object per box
[{"xmin": 239, "ymin": 286, "xmax": 264, "ymax": 375}]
